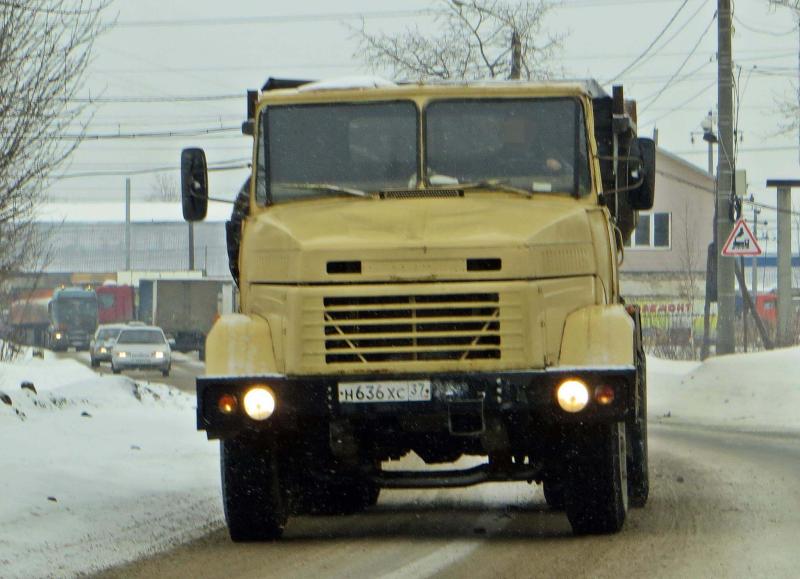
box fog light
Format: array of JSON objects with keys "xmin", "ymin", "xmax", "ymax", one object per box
[
  {"xmin": 217, "ymin": 394, "xmax": 238, "ymax": 415},
  {"xmin": 556, "ymin": 379, "xmax": 590, "ymax": 413},
  {"xmin": 594, "ymin": 385, "xmax": 615, "ymax": 405},
  {"xmin": 243, "ymin": 387, "xmax": 275, "ymax": 421}
]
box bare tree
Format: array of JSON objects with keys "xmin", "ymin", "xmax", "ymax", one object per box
[
  {"xmin": 149, "ymin": 172, "xmax": 180, "ymax": 202},
  {"xmin": 767, "ymin": 2, "xmax": 800, "ymax": 134},
  {"xmin": 676, "ymin": 201, "xmax": 701, "ymax": 357},
  {"xmin": 0, "ymin": 1, "xmax": 110, "ymax": 357},
  {"xmin": 354, "ymin": 0, "xmax": 563, "ymax": 82}
]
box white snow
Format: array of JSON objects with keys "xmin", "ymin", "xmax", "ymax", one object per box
[
  {"xmin": 0, "ymin": 350, "xmax": 221, "ymax": 578},
  {"xmin": 296, "ymin": 76, "xmax": 396, "ymax": 92},
  {"xmin": 0, "ymin": 345, "xmax": 798, "ymax": 577},
  {"xmin": 648, "ymin": 347, "xmax": 800, "ymax": 434}
]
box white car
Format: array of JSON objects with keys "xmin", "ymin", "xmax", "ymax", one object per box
[
  {"xmin": 89, "ymin": 324, "xmax": 127, "ymax": 367},
  {"xmin": 111, "ymin": 326, "xmax": 172, "ymax": 377}
]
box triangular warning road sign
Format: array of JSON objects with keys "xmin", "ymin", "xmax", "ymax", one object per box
[{"xmin": 721, "ymin": 218, "xmax": 762, "ymax": 256}]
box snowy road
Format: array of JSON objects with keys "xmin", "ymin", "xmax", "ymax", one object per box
[
  {"xmin": 96, "ymin": 423, "xmax": 800, "ymax": 579},
  {"xmin": 58, "ymin": 349, "xmax": 204, "ymax": 393}
]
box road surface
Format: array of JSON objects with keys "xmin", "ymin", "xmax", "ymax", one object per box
[
  {"xmin": 87, "ymin": 421, "xmax": 799, "ymax": 578},
  {"xmin": 57, "ymin": 349, "xmax": 203, "ymax": 394}
]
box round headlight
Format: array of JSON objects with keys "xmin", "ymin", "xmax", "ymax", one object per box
[
  {"xmin": 243, "ymin": 387, "xmax": 276, "ymax": 421},
  {"xmin": 556, "ymin": 379, "xmax": 590, "ymax": 413}
]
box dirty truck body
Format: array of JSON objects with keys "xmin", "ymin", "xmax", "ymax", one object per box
[{"xmin": 181, "ymin": 79, "xmax": 655, "ymax": 540}]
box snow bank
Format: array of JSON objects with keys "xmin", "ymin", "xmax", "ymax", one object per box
[
  {"xmin": 0, "ymin": 355, "xmax": 221, "ymax": 579},
  {"xmin": 648, "ymin": 347, "xmax": 800, "ymax": 434}
]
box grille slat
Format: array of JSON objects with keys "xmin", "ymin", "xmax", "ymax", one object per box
[{"xmin": 320, "ymin": 292, "xmax": 502, "ymax": 364}]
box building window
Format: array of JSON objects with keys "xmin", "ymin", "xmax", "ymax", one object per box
[{"xmin": 624, "ymin": 212, "xmax": 671, "ymax": 249}]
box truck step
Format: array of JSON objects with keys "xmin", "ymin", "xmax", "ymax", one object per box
[{"xmin": 373, "ymin": 463, "xmax": 541, "ymax": 489}]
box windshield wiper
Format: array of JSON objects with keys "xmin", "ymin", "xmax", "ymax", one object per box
[
  {"xmin": 279, "ymin": 183, "xmax": 372, "ymax": 198},
  {"xmin": 457, "ymin": 179, "xmax": 534, "ymax": 197}
]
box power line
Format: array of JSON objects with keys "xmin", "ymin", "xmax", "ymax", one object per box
[
  {"xmin": 605, "ymin": 0, "xmax": 690, "ymax": 84},
  {"xmin": 733, "ymin": 13, "xmax": 796, "ymax": 36},
  {"xmin": 115, "ymin": 9, "xmax": 438, "ymax": 28},
  {"xmin": 53, "ymin": 162, "xmax": 250, "ymax": 179},
  {"xmin": 640, "ymin": 78, "xmax": 717, "ymax": 127},
  {"xmin": 53, "ymin": 126, "xmax": 241, "ymax": 140},
  {"xmin": 67, "ymin": 94, "xmax": 241, "ymax": 103},
  {"xmin": 639, "ymin": 10, "xmax": 718, "ymax": 112}
]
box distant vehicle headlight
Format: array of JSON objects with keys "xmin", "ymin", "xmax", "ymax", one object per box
[
  {"xmin": 54, "ymin": 332, "xmax": 62, "ymax": 340},
  {"xmin": 99, "ymin": 347, "xmax": 107, "ymax": 354},
  {"xmin": 243, "ymin": 387, "xmax": 276, "ymax": 421},
  {"xmin": 116, "ymin": 351, "xmax": 127, "ymax": 358},
  {"xmin": 154, "ymin": 351, "xmax": 164, "ymax": 359},
  {"xmin": 556, "ymin": 379, "xmax": 590, "ymax": 413}
]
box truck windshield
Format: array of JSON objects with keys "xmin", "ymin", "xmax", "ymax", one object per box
[
  {"xmin": 52, "ymin": 298, "xmax": 97, "ymax": 326},
  {"xmin": 257, "ymin": 101, "xmax": 418, "ymax": 204},
  {"xmin": 425, "ymin": 98, "xmax": 591, "ymax": 196}
]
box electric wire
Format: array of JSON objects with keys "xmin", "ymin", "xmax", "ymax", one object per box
[
  {"xmin": 639, "ymin": 10, "xmax": 718, "ymax": 113},
  {"xmin": 605, "ymin": 0, "xmax": 690, "ymax": 84}
]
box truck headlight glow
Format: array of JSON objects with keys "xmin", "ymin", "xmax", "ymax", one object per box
[
  {"xmin": 99, "ymin": 347, "xmax": 107, "ymax": 353},
  {"xmin": 243, "ymin": 387, "xmax": 276, "ymax": 421},
  {"xmin": 54, "ymin": 332, "xmax": 62, "ymax": 340},
  {"xmin": 556, "ymin": 379, "xmax": 590, "ymax": 413},
  {"xmin": 117, "ymin": 351, "xmax": 127, "ymax": 358},
  {"xmin": 154, "ymin": 351, "xmax": 164, "ymax": 359}
]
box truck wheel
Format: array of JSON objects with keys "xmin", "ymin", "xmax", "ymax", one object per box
[
  {"xmin": 221, "ymin": 438, "xmax": 288, "ymax": 541},
  {"xmin": 542, "ymin": 479, "xmax": 566, "ymax": 510},
  {"xmin": 90, "ymin": 357, "xmax": 99, "ymax": 368},
  {"xmin": 627, "ymin": 355, "xmax": 649, "ymax": 507},
  {"xmin": 112, "ymin": 365, "xmax": 121, "ymax": 375},
  {"xmin": 161, "ymin": 368, "xmax": 170, "ymax": 377},
  {"xmin": 564, "ymin": 422, "xmax": 628, "ymax": 535}
]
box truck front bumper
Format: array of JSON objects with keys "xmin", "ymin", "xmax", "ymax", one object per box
[{"xmin": 196, "ymin": 366, "xmax": 637, "ymax": 439}]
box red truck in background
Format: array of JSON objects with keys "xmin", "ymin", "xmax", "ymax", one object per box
[{"xmin": 95, "ymin": 284, "xmax": 135, "ymax": 324}]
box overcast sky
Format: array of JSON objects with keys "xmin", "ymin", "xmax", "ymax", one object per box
[{"xmin": 48, "ymin": 0, "xmax": 800, "ymax": 238}]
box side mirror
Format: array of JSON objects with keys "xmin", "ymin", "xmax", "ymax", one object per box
[
  {"xmin": 630, "ymin": 137, "xmax": 655, "ymax": 210},
  {"xmin": 181, "ymin": 148, "xmax": 208, "ymax": 221},
  {"xmin": 168, "ymin": 338, "xmax": 176, "ymax": 348}
]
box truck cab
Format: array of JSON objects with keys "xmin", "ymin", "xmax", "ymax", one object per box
[{"xmin": 182, "ymin": 78, "xmax": 654, "ymax": 540}]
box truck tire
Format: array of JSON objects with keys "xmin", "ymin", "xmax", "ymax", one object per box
[
  {"xmin": 112, "ymin": 365, "xmax": 121, "ymax": 375},
  {"xmin": 627, "ymin": 354, "xmax": 649, "ymax": 508},
  {"xmin": 90, "ymin": 357, "xmax": 99, "ymax": 368},
  {"xmin": 220, "ymin": 438, "xmax": 288, "ymax": 542},
  {"xmin": 625, "ymin": 307, "xmax": 649, "ymax": 508},
  {"xmin": 564, "ymin": 422, "xmax": 628, "ymax": 535},
  {"xmin": 542, "ymin": 479, "xmax": 566, "ymax": 510}
]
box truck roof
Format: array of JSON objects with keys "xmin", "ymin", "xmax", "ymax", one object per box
[{"xmin": 257, "ymin": 76, "xmax": 609, "ymax": 105}]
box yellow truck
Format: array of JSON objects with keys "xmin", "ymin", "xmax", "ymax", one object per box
[{"xmin": 181, "ymin": 77, "xmax": 655, "ymax": 540}]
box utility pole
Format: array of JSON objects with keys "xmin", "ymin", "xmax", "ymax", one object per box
[
  {"xmin": 509, "ymin": 31, "xmax": 521, "ymax": 80},
  {"xmin": 700, "ymin": 112, "xmax": 717, "ymax": 360},
  {"xmin": 125, "ymin": 178, "xmax": 131, "ymax": 272},
  {"xmin": 766, "ymin": 180, "xmax": 800, "ymax": 346},
  {"xmin": 716, "ymin": 0, "xmax": 736, "ymax": 354},
  {"xmin": 751, "ymin": 197, "xmax": 761, "ymax": 305}
]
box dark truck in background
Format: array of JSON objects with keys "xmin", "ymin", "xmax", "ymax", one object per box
[{"xmin": 138, "ymin": 279, "xmax": 234, "ymax": 360}]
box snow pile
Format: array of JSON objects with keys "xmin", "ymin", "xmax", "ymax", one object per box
[
  {"xmin": 648, "ymin": 347, "xmax": 800, "ymax": 434},
  {"xmin": 0, "ymin": 353, "xmax": 221, "ymax": 579}
]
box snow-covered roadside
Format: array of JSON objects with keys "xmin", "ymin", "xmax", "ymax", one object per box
[
  {"xmin": 1, "ymin": 345, "xmax": 798, "ymax": 578},
  {"xmin": 648, "ymin": 347, "xmax": 800, "ymax": 435},
  {"xmin": 0, "ymin": 351, "xmax": 222, "ymax": 579}
]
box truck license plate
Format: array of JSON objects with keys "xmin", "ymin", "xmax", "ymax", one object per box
[{"xmin": 338, "ymin": 380, "xmax": 432, "ymax": 403}]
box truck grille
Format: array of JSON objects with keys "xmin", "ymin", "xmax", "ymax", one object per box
[{"xmin": 322, "ymin": 293, "xmax": 501, "ymax": 364}]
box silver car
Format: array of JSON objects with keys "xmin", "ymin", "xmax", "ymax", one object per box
[
  {"xmin": 111, "ymin": 326, "xmax": 172, "ymax": 377},
  {"xmin": 89, "ymin": 324, "xmax": 127, "ymax": 367}
]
